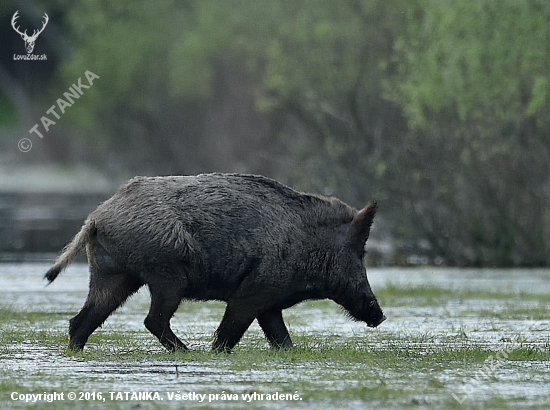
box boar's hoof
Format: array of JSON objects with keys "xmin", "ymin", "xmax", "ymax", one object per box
[
  {"xmin": 270, "ymin": 337, "xmax": 293, "ymax": 350},
  {"xmin": 167, "ymin": 344, "xmax": 189, "ymax": 353},
  {"xmin": 68, "ymin": 341, "xmax": 85, "ymax": 352},
  {"xmin": 212, "ymin": 347, "xmax": 233, "ymax": 354}
]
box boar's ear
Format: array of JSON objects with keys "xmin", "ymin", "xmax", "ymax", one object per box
[{"xmin": 348, "ymin": 201, "xmax": 378, "ymax": 249}]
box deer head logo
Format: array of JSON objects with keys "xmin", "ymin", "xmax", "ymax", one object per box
[{"xmin": 11, "ymin": 10, "xmax": 49, "ymax": 54}]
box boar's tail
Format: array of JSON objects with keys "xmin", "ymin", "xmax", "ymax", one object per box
[{"xmin": 44, "ymin": 219, "xmax": 96, "ymax": 284}]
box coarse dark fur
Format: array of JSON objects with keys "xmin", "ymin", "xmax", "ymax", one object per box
[{"xmin": 45, "ymin": 173, "xmax": 385, "ymax": 352}]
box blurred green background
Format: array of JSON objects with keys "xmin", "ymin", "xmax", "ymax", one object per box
[{"xmin": 0, "ymin": 0, "xmax": 549, "ymax": 266}]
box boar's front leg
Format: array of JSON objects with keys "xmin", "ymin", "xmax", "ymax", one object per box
[
  {"xmin": 144, "ymin": 283, "xmax": 188, "ymax": 352},
  {"xmin": 257, "ymin": 309, "xmax": 293, "ymax": 349}
]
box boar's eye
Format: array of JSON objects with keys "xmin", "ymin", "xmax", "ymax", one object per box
[{"xmin": 368, "ymin": 300, "xmax": 377, "ymax": 307}]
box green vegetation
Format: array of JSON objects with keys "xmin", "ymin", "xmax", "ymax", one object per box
[{"xmin": 0, "ymin": 97, "xmax": 18, "ymax": 127}]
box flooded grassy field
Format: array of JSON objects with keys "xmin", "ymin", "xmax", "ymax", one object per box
[{"xmin": 1, "ymin": 264, "xmax": 549, "ymax": 409}]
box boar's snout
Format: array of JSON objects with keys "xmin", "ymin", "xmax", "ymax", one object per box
[
  {"xmin": 367, "ymin": 313, "xmax": 386, "ymax": 328},
  {"xmin": 364, "ymin": 296, "xmax": 386, "ymax": 328}
]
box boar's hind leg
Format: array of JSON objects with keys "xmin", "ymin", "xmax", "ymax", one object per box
[
  {"xmin": 257, "ymin": 310, "xmax": 293, "ymax": 349},
  {"xmin": 212, "ymin": 302, "xmax": 259, "ymax": 353},
  {"xmin": 144, "ymin": 284, "xmax": 188, "ymax": 352},
  {"xmin": 69, "ymin": 270, "xmax": 143, "ymax": 351}
]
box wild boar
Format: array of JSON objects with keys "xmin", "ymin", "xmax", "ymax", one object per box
[{"xmin": 45, "ymin": 173, "xmax": 385, "ymax": 352}]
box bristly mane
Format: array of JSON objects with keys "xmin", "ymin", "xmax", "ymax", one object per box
[{"xmin": 226, "ymin": 173, "xmax": 357, "ymax": 224}]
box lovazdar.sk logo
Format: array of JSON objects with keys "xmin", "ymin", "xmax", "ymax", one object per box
[{"xmin": 11, "ymin": 10, "xmax": 48, "ymax": 60}]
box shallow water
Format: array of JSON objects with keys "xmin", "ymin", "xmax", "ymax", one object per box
[{"xmin": 1, "ymin": 264, "xmax": 549, "ymax": 409}]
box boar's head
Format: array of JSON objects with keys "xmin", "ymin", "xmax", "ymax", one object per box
[{"xmin": 333, "ymin": 201, "xmax": 386, "ymax": 328}]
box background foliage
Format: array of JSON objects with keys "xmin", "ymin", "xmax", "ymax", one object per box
[{"xmin": 1, "ymin": 0, "xmax": 549, "ymax": 266}]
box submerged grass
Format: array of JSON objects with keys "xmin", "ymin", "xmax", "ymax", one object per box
[{"xmin": 1, "ymin": 278, "xmax": 549, "ymax": 409}]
